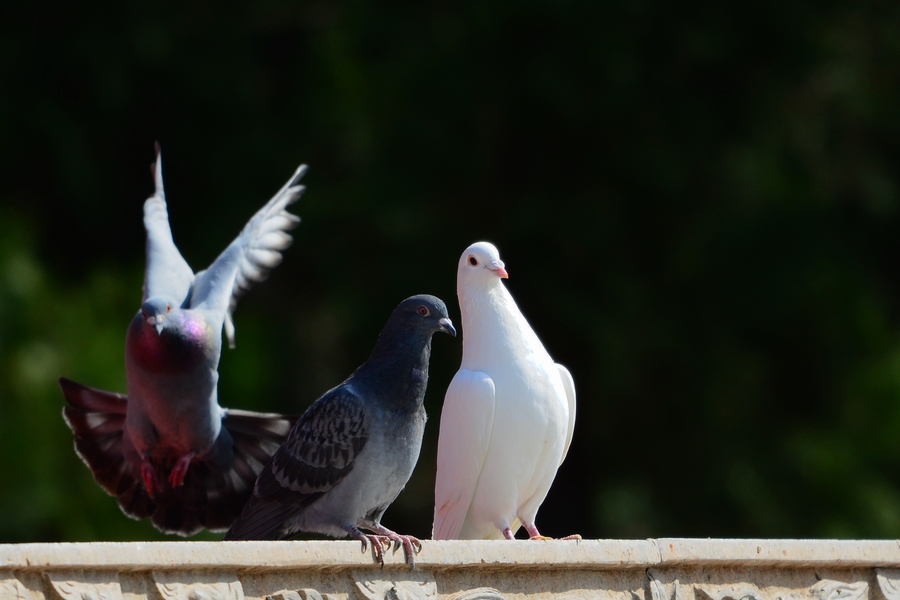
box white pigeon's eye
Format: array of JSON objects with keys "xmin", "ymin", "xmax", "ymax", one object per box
[
  {"xmin": 417, "ymin": 306, "xmax": 430, "ymax": 317},
  {"xmin": 468, "ymin": 256, "xmax": 478, "ymax": 266}
]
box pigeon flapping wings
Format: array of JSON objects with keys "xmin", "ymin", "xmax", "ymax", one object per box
[{"xmin": 143, "ymin": 146, "xmax": 307, "ymax": 347}]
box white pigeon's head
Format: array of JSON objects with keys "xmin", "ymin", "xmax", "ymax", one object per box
[{"xmin": 457, "ymin": 242, "xmax": 509, "ymax": 287}]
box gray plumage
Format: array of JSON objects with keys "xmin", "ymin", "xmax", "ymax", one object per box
[
  {"xmin": 225, "ymin": 294, "xmax": 456, "ymax": 568},
  {"xmin": 60, "ymin": 146, "xmax": 306, "ymax": 535}
]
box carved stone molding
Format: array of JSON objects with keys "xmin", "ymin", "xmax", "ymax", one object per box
[
  {"xmin": 47, "ymin": 571, "xmax": 124, "ymax": 600},
  {"xmin": 447, "ymin": 589, "xmax": 506, "ymax": 600},
  {"xmin": 695, "ymin": 583, "xmax": 767, "ymax": 600},
  {"xmin": 267, "ymin": 591, "xmax": 337, "ymax": 600},
  {"xmin": 1, "ymin": 571, "xmax": 33, "ymax": 600},
  {"xmin": 811, "ymin": 580, "xmax": 868, "ymax": 600},
  {"xmin": 877, "ymin": 569, "xmax": 900, "ymax": 600},
  {"xmin": 647, "ymin": 570, "xmax": 684, "ymax": 600},
  {"xmin": 353, "ymin": 569, "xmax": 438, "ymax": 600},
  {"xmin": 153, "ymin": 571, "xmax": 244, "ymax": 600}
]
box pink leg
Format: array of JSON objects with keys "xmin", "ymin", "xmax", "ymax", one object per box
[
  {"xmin": 368, "ymin": 523, "xmax": 423, "ymax": 569},
  {"xmin": 502, "ymin": 527, "xmax": 516, "ymax": 540},
  {"xmin": 140, "ymin": 456, "xmax": 159, "ymax": 498},
  {"xmin": 346, "ymin": 526, "xmax": 392, "ymax": 565},
  {"xmin": 167, "ymin": 452, "xmax": 195, "ymax": 488},
  {"xmin": 525, "ymin": 523, "xmax": 582, "ymax": 541}
]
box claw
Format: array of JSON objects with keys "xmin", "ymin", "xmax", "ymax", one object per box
[
  {"xmin": 368, "ymin": 534, "xmax": 387, "ymax": 566},
  {"xmin": 140, "ymin": 456, "xmax": 158, "ymax": 498},
  {"xmin": 167, "ymin": 452, "xmax": 195, "ymax": 488},
  {"xmin": 348, "ymin": 527, "xmax": 389, "ymax": 566},
  {"xmin": 368, "ymin": 525, "xmax": 421, "ymax": 569},
  {"xmin": 522, "ymin": 523, "xmax": 581, "ymax": 541},
  {"xmin": 524, "ymin": 523, "xmax": 553, "ymax": 540}
]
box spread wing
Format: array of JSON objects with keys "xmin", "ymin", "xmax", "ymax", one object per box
[
  {"xmin": 190, "ymin": 163, "xmax": 306, "ymax": 348},
  {"xmin": 142, "ymin": 147, "xmax": 195, "ymax": 303},
  {"xmin": 432, "ymin": 369, "xmax": 496, "ymax": 540},
  {"xmin": 224, "ymin": 385, "xmax": 368, "ymax": 540},
  {"xmin": 556, "ymin": 364, "xmax": 576, "ymax": 465}
]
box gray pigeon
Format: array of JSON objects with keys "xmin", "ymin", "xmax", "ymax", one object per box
[
  {"xmin": 59, "ymin": 146, "xmax": 306, "ymax": 535},
  {"xmin": 225, "ymin": 294, "xmax": 456, "ymax": 568}
]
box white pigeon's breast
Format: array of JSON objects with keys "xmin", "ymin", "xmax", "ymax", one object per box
[
  {"xmin": 455, "ymin": 286, "xmax": 573, "ymax": 535},
  {"xmin": 467, "ymin": 351, "xmax": 571, "ymax": 530}
]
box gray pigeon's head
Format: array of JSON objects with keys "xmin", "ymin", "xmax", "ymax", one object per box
[
  {"xmin": 141, "ymin": 297, "xmax": 177, "ymax": 335},
  {"xmin": 392, "ymin": 294, "xmax": 457, "ymax": 337},
  {"xmin": 457, "ymin": 241, "xmax": 509, "ymax": 287}
]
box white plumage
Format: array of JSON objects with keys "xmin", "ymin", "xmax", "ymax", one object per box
[{"xmin": 432, "ymin": 241, "xmax": 577, "ymax": 540}]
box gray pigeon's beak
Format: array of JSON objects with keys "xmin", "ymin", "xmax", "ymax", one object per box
[
  {"xmin": 488, "ymin": 260, "xmax": 509, "ymax": 279},
  {"xmin": 439, "ymin": 317, "xmax": 457, "ymax": 337},
  {"xmin": 146, "ymin": 315, "xmax": 165, "ymax": 335}
]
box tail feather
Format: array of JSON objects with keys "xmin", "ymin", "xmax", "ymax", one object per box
[
  {"xmin": 223, "ymin": 493, "xmax": 306, "ymax": 541},
  {"xmin": 58, "ymin": 377, "xmax": 298, "ymax": 536}
]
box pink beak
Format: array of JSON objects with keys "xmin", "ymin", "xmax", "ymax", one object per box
[{"xmin": 489, "ymin": 261, "xmax": 509, "ymax": 279}]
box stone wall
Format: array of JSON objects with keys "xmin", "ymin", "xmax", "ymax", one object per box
[{"xmin": 2, "ymin": 539, "xmax": 900, "ymax": 600}]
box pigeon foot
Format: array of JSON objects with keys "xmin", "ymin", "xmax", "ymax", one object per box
[
  {"xmin": 523, "ymin": 522, "xmax": 583, "ymax": 540},
  {"xmin": 369, "ymin": 524, "xmax": 422, "ymax": 569},
  {"xmin": 348, "ymin": 526, "xmax": 392, "ymax": 566},
  {"xmin": 140, "ymin": 457, "xmax": 159, "ymax": 498},
  {"xmin": 526, "ymin": 523, "xmax": 573, "ymax": 541},
  {"xmin": 167, "ymin": 452, "xmax": 195, "ymax": 488}
]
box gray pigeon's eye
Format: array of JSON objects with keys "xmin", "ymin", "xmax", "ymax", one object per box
[
  {"xmin": 166, "ymin": 304, "xmax": 171, "ymax": 313},
  {"xmin": 468, "ymin": 256, "xmax": 478, "ymax": 266},
  {"xmin": 417, "ymin": 306, "xmax": 430, "ymax": 317}
]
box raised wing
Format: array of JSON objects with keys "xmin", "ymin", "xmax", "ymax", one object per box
[
  {"xmin": 191, "ymin": 164, "xmax": 307, "ymax": 348},
  {"xmin": 556, "ymin": 364, "xmax": 576, "ymax": 465},
  {"xmin": 432, "ymin": 369, "xmax": 496, "ymax": 540},
  {"xmin": 224, "ymin": 385, "xmax": 367, "ymax": 540},
  {"xmin": 142, "ymin": 147, "xmax": 195, "ymax": 303}
]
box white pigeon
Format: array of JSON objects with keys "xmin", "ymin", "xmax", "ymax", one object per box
[{"xmin": 432, "ymin": 241, "xmax": 577, "ymax": 540}]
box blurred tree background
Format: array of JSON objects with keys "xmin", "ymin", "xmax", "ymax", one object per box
[{"xmin": 3, "ymin": 0, "xmax": 900, "ymax": 543}]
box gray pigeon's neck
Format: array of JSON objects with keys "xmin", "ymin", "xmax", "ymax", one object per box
[{"xmin": 353, "ymin": 330, "xmax": 434, "ymax": 410}]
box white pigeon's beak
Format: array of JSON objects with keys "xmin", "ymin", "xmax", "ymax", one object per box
[{"xmin": 488, "ymin": 260, "xmax": 509, "ymax": 279}]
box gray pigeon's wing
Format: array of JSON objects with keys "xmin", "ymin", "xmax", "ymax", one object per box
[
  {"xmin": 224, "ymin": 385, "xmax": 368, "ymax": 540},
  {"xmin": 142, "ymin": 147, "xmax": 196, "ymax": 303},
  {"xmin": 190, "ymin": 164, "xmax": 306, "ymax": 347}
]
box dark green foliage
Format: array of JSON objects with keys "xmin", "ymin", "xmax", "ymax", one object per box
[{"xmin": 2, "ymin": 0, "xmax": 900, "ymax": 541}]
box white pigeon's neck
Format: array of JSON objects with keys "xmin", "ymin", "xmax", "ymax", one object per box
[{"xmin": 459, "ymin": 281, "xmax": 542, "ymax": 370}]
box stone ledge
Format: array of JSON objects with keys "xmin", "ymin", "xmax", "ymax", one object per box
[{"xmin": 2, "ymin": 539, "xmax": 900, "ymax": 599}]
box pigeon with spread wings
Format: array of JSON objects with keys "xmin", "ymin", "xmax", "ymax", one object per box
[{"xmin": 60, "ymin": 147, "xmax": 306, "ymax": 535}]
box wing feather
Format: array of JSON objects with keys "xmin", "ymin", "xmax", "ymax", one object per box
[
  {"xmin": 556, "ymin": 364, "xmax": 576, "ymax": 465},
  {"xmin": 142, "ymin": 147, "xmax": 195, "ymax": 303},
  {"xmin": 191, "ymin": 164, "xmax": 307, "ymax": 348},
  {"xmin": 432, "ymin": 369, "xmax": 496, "ymax": 540},
  {"xmin": 225, "ymin": 385, "xmax": 368, "ymax": 540}
]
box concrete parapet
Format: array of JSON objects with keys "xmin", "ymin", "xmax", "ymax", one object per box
[{"xmin": 2, "ymin": 539, "xmax": 900, "ymax": 599}]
